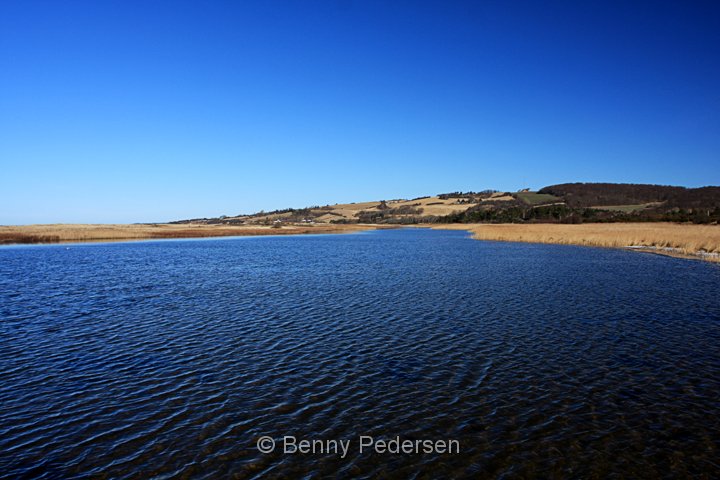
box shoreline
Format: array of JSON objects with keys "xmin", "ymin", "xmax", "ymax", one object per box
[
  {"xmin": 0, "ymin": 223, "xmax": 391, "ymax": 246},
  {"xmin": 623, "ymin": 245, "xmax": 720, "ymax": 262},
  {"xmin": 430, "ymin": 223, "xmax": 720, "ymax": 263},
  {"xmin": 3, "ymin": 222, "xmax": 719, "ymax": 264}
]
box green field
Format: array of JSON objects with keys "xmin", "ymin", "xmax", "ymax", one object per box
[{"xmin": 515, "ymin": 192, "xmax": 561, "ymax": 205}]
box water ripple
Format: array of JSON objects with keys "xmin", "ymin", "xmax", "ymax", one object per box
[{"xmin": 1, "ymin": 229, "xmax": 719, "ymax": 478}]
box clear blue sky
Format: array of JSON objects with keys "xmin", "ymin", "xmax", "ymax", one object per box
[{"xmin": 1, "ymin": 1, "xmax": 718, "ymax": 224}]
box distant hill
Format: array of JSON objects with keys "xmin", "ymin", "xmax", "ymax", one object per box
[
  {"xmin": 174, "ymin": 183, "xmax": 720, "ymax": 225},
  {"xmin": 173, "ymin": 195, "xmax": 493, "ymax": 225},
  {"xmin": 538, "ymin": 183, "xmax": 720, "ymax": 210}
]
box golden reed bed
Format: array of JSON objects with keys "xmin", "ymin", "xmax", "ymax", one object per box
[
  {"xmin": 432, "ymin": 223, "xmax": 720, "ymax": 262},
  {"xmin": 0, "ymin": 223, "xmax": 382, "ymax": 245}
]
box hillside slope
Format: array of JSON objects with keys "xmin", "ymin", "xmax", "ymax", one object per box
[{"xmin": 174, "ymin": 183, "xmax": 720, "ymax": 225}]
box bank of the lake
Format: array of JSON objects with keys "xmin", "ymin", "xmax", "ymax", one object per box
[
  {"xmin": 0, "ymin": 223, "xmax": 390, "ymax": 245},
  {"xmin": 4, "ymin": 222, "xmax": 719, "ymax": 263},
  {"xmin": 431, "ymin": 222, "xmax": 720, "ymax": 263}
]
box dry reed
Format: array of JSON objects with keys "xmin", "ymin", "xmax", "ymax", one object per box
[
  {"xmin": 432, "ymin": 223, "xmax": 720, "ymax": 262},
  {"xmin": 0, "ymin": 223, "xmax": 381, "ymax": 245}
]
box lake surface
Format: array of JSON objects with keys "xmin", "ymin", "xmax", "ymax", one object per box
[{"xmin": 1, "ymin": 228, "xmax": 719, "ymax": 479}]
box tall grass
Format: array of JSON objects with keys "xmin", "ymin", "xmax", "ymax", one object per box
[
  {"xmin": 432, "ymin": 223, "xmax": 720, "ymax": 262},
  {"xmin": 0, "ymin": 223, "xmax": 377, "ymax": 245}
]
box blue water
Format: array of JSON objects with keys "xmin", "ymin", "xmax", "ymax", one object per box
[{"xmin": 1, "ymin": 229, "xmax": 719, "ymax": 478}]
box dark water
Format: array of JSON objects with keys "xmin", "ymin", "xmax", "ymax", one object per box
[{"xmin": 1, "ymin": 229, "xmax": 719, "ymax": 479}]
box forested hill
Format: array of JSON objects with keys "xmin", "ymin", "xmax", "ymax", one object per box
[
  {"xmin": 442, "ymin": 183, "xmax": 720, "ymax": 224},
  {"xmin": 538, "ymin": 183, "xmax": 720, "ymax": 210}
]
